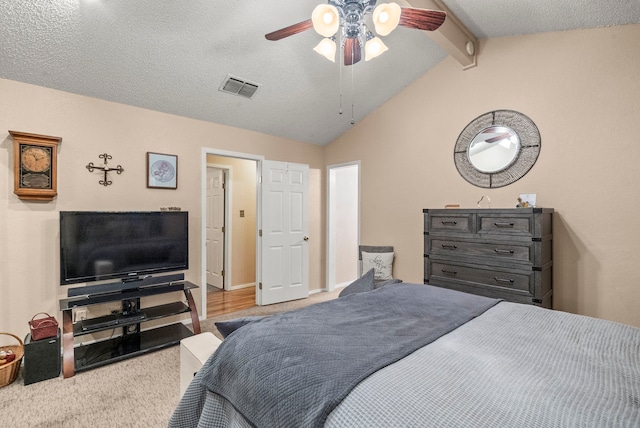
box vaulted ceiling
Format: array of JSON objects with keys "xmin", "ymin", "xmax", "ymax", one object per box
[{"xmin": 1, "ymin": 0, "xmax": 639, "ymax": 145}]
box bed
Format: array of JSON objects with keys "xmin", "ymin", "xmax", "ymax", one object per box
[{"xmin": 170, "ymin": 278, "xmax": 640, "ymax": 428}]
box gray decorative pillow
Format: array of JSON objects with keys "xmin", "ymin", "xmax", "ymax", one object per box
[
  {"xmin": 215, "ymin": 316, "xmax": 265, "ymax": 338},
  {"xmin": 339, "ymin": 268, "xmax": 376, "ymax": 297},
  {"xmin": 361, "ymin": 251, "xmax": 394, "ymax": 280}
]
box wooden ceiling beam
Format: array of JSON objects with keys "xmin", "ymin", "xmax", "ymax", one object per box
[{"xmin": 399, "ymin": 0, "xmax": 478, "ymax": 69}]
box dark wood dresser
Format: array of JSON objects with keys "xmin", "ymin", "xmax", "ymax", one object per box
[{"xmin": 424, "ymin": 208, "xmax": 553, "ymax": 308}]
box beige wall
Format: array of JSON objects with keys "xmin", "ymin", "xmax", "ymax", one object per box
[
  {"xmin": 0, "ymin": 78, "xmax": 324, "ymax": 338},
  {"xmin": 326, "ymin": 24, "xmax": 640, "ymax": 327},
  {"xmin": 206, "ymin": 155, "xmax": 257, "ymax": 287}
]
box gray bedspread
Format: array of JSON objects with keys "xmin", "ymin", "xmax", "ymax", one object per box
[
  {"xmin": 326, "ymin": 301, "xmax": 640, "ymax": 427},
  {"xmin": 170, "ymin": 286, "xmax": 640, "ymax": 428},
  {"xmin": 171, "ymin": 283, "xmax": 499, "ymax": 428}
]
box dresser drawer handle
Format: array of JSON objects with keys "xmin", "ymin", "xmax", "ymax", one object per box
[
  {"xmin": 442, "ymin": 269, "xmax": 458, "ymax": 275},
  {"xmin": 494, "ymin": 222, "xmax": 515, "ymax": 228},
  {"xmin": 441, "ymin": 244, "xmax": 458, "ymax": 250},
  {"xmin": 494, "ymin": 277, "xmax": 515, "ymax": 284},
  {"xmin": 494, "ymin": 248, "xmax": 515, "ymax": 254},
  {"xmin": 441, "ymin": 220, "xmax": 458, "ymax": 225}
]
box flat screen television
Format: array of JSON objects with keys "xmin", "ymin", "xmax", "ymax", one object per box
[{"xmin": 60, "ymin": 211, "xmax": 189, "ymax": 287}]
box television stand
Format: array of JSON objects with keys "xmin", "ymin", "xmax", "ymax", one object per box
[{"xmin": 59, "ymin": 280, "xmax": 200, "ymax": 378}]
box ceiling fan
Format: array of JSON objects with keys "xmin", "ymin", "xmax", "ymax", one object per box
[{"xmin": 265, "ymin": 0, "xmax": 446, "ymax": 66}]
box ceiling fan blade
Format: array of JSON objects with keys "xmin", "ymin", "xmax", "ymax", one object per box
[
  {"xmin": 398, "ymin": 8, "xmax": 446, "ymax": 31},
  {"xmin": 265, "ymin": 19, "xmax": 313, "ymax": 41},
  {"xmin": 344, "ymin": 38, "xmax": 362, "ymax": 66}
]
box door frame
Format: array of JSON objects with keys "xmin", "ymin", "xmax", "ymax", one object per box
[
  {"xmin": 326, "ymin": 161, "xmax": 360, "ymax": 292},
  {"xmin": 201, "ymin": 147, "xmax": 264, "ymax": 320},
  {"xmin": 206, "ymin": 163, "xmax": 232, "ymax": 291}
]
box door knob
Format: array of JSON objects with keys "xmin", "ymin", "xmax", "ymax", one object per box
[{"xmin": 303, "ymin": 236, "xmax": 309, "ymax": 241}]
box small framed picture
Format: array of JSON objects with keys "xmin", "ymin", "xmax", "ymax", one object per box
[
  {"xmin": 147, "ymin": 152, "xmax": 178, "ymax": 189},
  {"xmin": 519, "ymin": 193, "xmax": 537, "ymax": 207}
]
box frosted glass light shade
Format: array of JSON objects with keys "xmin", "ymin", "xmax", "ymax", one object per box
[
  {"xmin": 312, "ymin": 4, "xmax": 340, "ymax": 37},
  {"xmin": 313, "ymin": 38, "xmax": 337, "ymax": 62},
  {"xmin": 372, "ymin": 2, "xmax": 401, "ymax": 36},
  {"xmin": 365, "ymin": 37, "xmax": 388, "ymax": 61}
]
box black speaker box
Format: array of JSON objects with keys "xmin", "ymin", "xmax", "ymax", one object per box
[{"xmin": 23, "ymin": 328, "xmax": 61, "ymax": 385}]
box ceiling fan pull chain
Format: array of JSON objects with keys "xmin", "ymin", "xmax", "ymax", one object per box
[
  {"xmin": 339, "ymin": 34, "xmax": 343, "ymax": 115},
  {"xmin": 351, "ymin": 56, "xmax": 355, "ymax": 125}
]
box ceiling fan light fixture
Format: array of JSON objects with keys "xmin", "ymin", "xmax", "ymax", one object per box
[
  {"xmin": 312, "ymin": 4, "xmax": 340, "ymax": 37},
  {"xmin": 372, "ymin": 2, "xmax": 401, "ymax": 36},
  {"xmin": 364, "ymin": 36, "xmax": 388, "ymax": 61},
  {"xmin": 313, "ymin": 38, "xmax": 337, "ymax": 62}
]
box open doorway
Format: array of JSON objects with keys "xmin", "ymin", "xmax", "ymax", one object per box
[
  {"xmin": 204, "ymin": 154, "xmax": 258, "ymax": 317},
  {"xmin": 327, "ymin": 162, "xmax": 360, "ymax": 291},
  {"xmin": 201, "ymin": 148, "xmax": 311, "ymax": 319}
]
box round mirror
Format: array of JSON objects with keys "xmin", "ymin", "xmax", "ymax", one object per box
[
  {"xmin": 468, "ymin": 126, "xmax": 520, "ymax": 173},
  {"xmin": 454, "ymin": 110, "xmax": 541, "ymax": 188}
]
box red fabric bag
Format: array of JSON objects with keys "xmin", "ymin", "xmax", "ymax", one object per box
[{"xmin": 28, "ymin": 313, "xmax": 58, "ymax": 341}]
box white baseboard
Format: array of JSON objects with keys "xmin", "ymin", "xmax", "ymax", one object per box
[
  {"xmin": 229, "ymin": 282, "xmax": 255, "ymax": 291},
  {"xmin": 335, "ymin": 281, "xmax": 352, "ymax": 290},
  {"xmin": 311, "ymin": 281, "xmax": 351, "ymax": 294}
]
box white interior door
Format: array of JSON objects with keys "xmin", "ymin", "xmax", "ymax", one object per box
[
  {"xmin": 259, "ymin": 160, "xmax": 309, "ymax": 305},
  {"xmin": 206, "ymin": 167, "xmax": 225, "ymax": 289}
]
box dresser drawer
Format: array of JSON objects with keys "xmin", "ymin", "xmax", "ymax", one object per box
[
  {"xmin": 429, "ymin": 261, "xmax": 533, "ymax": 294},
  {"xmin": 427, "ymin": 213, "xmax": 473, "ymax": 234},
  {"xmin": 429, "ymin": 238, "xmax": 533, "ymax": 264},
  {"xmin": 477, "ymin": 214, "xmax": 534, "ymax": 237}
]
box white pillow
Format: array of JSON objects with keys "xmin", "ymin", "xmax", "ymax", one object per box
[{"xmin": 361, "ymin": 251, "xmax": 394, "ymax": 281}]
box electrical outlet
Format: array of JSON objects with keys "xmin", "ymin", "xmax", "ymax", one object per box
[{"xmin": 74, "ymin": 309, "xmax": 87, "ymax": 323}]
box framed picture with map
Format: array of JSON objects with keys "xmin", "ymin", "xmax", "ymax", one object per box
[{"xmin": 147, "ymin": 152, "xmax": 178, "ymax": 189}]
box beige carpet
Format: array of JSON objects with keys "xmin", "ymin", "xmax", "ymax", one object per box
[{"xmin": 1, "ymin": 289, "xmax": 341, "ymax": 428}]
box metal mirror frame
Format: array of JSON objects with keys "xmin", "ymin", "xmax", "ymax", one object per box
[{"xmin": 454, "ymin": 110, "xmax": 541, "ymax": 188}]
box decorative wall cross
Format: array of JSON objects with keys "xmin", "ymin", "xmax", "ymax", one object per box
[{"xmin": 86, "ymin": 153, "xmax": 124, "ymax": 186}]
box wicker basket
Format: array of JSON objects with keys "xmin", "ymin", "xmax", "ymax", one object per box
[{"xmin": 0, "ymin": 332, "xmax": 24, "ymax": 387}]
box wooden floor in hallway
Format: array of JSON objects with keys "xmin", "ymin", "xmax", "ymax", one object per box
[{"xmin": 207, "ymin": 286, "xmax": 256, "ymax": 318}]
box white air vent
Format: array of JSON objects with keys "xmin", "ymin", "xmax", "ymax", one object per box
[{"xmin": 219, "ymin": 75, "xmax": 259, "ymax": 99}]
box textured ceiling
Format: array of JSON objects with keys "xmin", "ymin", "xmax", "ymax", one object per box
[{"xmin": 1, "ymin": 0, "xmax": 639, "ymax": 145}]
